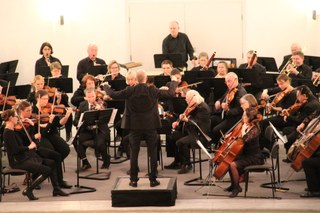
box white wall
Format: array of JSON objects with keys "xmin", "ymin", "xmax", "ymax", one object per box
[{"xmin": 0, "ymin": 0, "xmax": 319, "ymax": 88}]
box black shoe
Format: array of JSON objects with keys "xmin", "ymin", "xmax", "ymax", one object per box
[
  {"xmin": 129, "ymin": 181, "xmax": 138, "ymax": 187},
  {"xmin": 53, "ymin": 188, "xmax": 69, "ymax": 197},
  {"xmin": 282, "ymin": 158, "xmax": 291, "ymax": 163},
  {"xmin": 178, "ymin": 164, "xmax": 192, "ymax": 174},
  {"xmin": 300, "ymin": 191, "xmax": 320, "ymax": 198},
  {"xmin": 22, "ymin": 189, "xmax": 38, "ymax": 201},
  {"xmin": 164, "ymin": 162, "xmax": 180, "ymax": 170},
  {"xmin": 100, "ymin": 164, "xmax": 109, "ymax": 169},
  {"xmin": 80, "ymin": 163, "xmax": 92, "ymax": 172},
  {"xmin": 229, "ymin": 186, "xmax": 242, "ymax": 198},
  {"xmin": 150, "ymin": 179, "xmax": 160, "ymax": 187},
  {"xmin": 224, "ymin": 185, "xmax": 233, "ymax": 192},
  {"xmin": 59, "ymin": 181, "xmax": 72, "ymax": 189}
]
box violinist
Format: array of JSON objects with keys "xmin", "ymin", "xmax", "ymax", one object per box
[
  {"xmin": 215, "ymin": 61, "xmax": 228, "ymax": 78},
  {"xmin": 211, "ymin": 72, "xmax": 247, "ymax": 147},
  {"xmin": 225, "ymin": 107, "xmax": 264, "ymax": 198},
  {"xmin": 73, "ymin": 88, "xmax": 111, "ymax": 171},
  {"xmin": 189, "ymin": 52, "xmax": 215, "ymax": 73},
  {"xmin": 71, "ymin": 74, "xmax": 96, "ymax": 108},
  {"xmin": 2, "ymin": 109, "xmax": 68, "ymax": 200},
  {"xmin": 259, "ymin": 74, "xmax": 297, "ymax": 149},
  {"xmin": 33, "ymin": 89, "xmax": 71, "ymax": 163},
  {"xmin": 238, "ymin": 50, "xmax": 266, "ymax": 99},
  {"xmin": 49, "ymin": 61, "xmax": 73, "ymax": 141},
  {"xmin": 169, "ymin": 90, "xmax": 210, "ymax": 174},
  {"xmin": 27, "ymin": 75, "xmax": 45, "ymax": 106},
  {"xmin": 35, "ymin": 42, "xmax": 61, "ymax": 76},
  {"xmin": 16, "ymin": 100, "xmax": 72, "ymax": 189}
]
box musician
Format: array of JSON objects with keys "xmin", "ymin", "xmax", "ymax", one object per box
[
  {"xmin": 281, "ymin": 85, "xmax": 320, "ymax": 158},
  {"xmin": 103, "ymin": 69, "xmax": 179, "ymax": 187},
  {"xmin": 215, "ymin": 61, "xmax": 228, "ymax": 78},
  {"xmin": 33, "ymin": 90, "xmax": 71, "ymax": 163},
  {"xmin": 35, "ymin": 42, "xmax": 61, "ymax": 76},
  {"xmin": 71, "ymin": 74, "xmax": 96, "ymax": 108},
  {"xmin": 103, "ymin": 60, "xmax": 125, "ymax": 81},
  {"xmin": 189, "ymin": 52, "xmax": 215, "ymax": 72},
  {"xmin": 73, "ymin": 88, "xmax": 111, "ymax": 171},
  {"xmin": 279, "ymin": 43, "xmax": 302, "ymax": 71},
  {"xmin": 287, "ymin": 51, "xmax": 312, "ymax": 80},
  {"xmin": 16, "ymin": 100, "xmax": 71, "ymax": 189},
  {"xmin": 260, "ymin": 74, "xmax": 297, "ymax": 150},
  {"xmin": 160, "ymin": 59, "xmax": 173, "ymax": 76},
  {"xmin": 226, "ymin": 107, "xmax": 264, "ymax": 197},
  {"xmin": 211, "ymin": 72, "xmax": 247, "ymax": 147},
  {"xmin": 76, "ymin": 44, "xmax": 106, "ymax": 83},
  {"xmin": 238, "ymin": 50, "xmax": 266, "ymax": 99},
  {"xmin": 27, "ymin": 75, "xmax": 46, "ymax": 105},
  {"xmin": 48, "ymin": 61, "xmax": 73, "ymax": 141},
  {"xmin": 2, "ymin": 109, "xmax": 68, "ymax": 201},
  {"xmin": 170, "ymin": 90, "xmax": 211, "ymax": 174},
  {"xmin": 300, "ymin": 153, "xmax": 320, "ymax": 197},
  {"xmin": 162, "ymin": 21, "xmax": 195, "ymax": 69}
]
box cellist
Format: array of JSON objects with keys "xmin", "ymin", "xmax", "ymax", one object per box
[{"xmin": 225, "ymin": 107, "xmax": 264, "ymax": 198}]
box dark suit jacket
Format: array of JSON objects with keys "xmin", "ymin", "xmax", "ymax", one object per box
[
  {"xmin": 238, "ymin": 62, "xmax": 266, "ymax": 92},
  {"xmin": 104, "ymin": 82, "xmax": 178, "ymax": 130},
  {"xmin": 289, "ymin": 64, "xmax": 312, "ymax": 79},
  {"xmin": 279, "ymin": 54, "xmax": 311, "ymax": 71},
  {"xmin": 219, "ymin": 84, "xmax": 247, "ymax": 119},
  {"xmin": 74, "ymin": 101, "xmax": 110, "ymax": 136},
  {"xmin": 185, "ymin": 102, "xmax": 211, "ymax": 136},
  {"xmin": 77, "ymin": 57, "xmax": 106, "ymax": 82}
]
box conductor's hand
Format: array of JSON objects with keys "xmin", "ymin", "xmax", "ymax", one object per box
[{"xmin": 159, "ymin": 86, "xmax": 169, "ymax": 90}]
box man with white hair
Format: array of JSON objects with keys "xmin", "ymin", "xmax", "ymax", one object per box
[
  {"xmin": 162, "ymin": 21, "xmax": 195, "ymax": 69},
  {"xmin": 77, "ymin": 44, "xmax": 106, "ymax": 83},
  {"xmin": 103, "ymin": 70, "xmax": 179, "ymax": 187}
]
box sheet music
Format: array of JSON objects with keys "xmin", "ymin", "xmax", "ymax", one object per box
[
  {"xmin": 108, "ymin": 108, "xmax": 118, "ymax": 124},
  {"xmin": 269, "ymin": 121, "xmax": 287, "ymax": 144}
]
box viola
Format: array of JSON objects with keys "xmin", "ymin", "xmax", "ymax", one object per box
[
  {"xmin": 172, "ymin": 102, "xmax": 198, "ymax": 130},
  {"xmin": 266, "ymin": 88, "xmax": 291, "ymax": 114},
  {"xmin": 44, "ymin": 85, "xmax": 58, "ymax": 98},
  {"xmin": 14, "ymin": 118, "xmax": 38, "ymax": 131},
  {"xmin": 225, "ymin": 87, "xmax": 238, "ymax": 107}
]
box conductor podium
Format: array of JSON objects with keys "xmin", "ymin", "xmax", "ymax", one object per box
[{"xmin": 111, "ymin": 176, "xmax": 177, "ymax": 207}]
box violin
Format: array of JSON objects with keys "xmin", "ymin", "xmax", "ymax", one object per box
[
  {"xmin": 225, "ymin": 87, "xmax": 238, "ymax": 106},
  {"xmin": 44, "ymin": 85, "xmax": 58, "ymax": 98},
  {"xmin": 0, "ymin": 95, "xmax": 17, "ymax": 106},
  {"xmin": 172, "ymin": 102, "xmax": 197, "ymax": 130},
  {"xmin": 14, "ymin": 118, "xmax": 38, "ymax": 131},
  {"xmin": 281, "ymin": 100, "xmax": 307, "ymax": 117},
  {"xmin": 266, "ymin": 87, "xmax": 292, "ymax": 114}
]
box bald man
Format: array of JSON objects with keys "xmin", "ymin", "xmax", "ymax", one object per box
[
  {"xmin": 77, "ymin": 44, "xmax": 106, "ymax": 83},
  {"xmin": 103, "ymin": 70, "xmax": 179, "ymax": 187},
  {"xmin": 162, "ymin": 21, "xmax": 195, "ymax": 68}
]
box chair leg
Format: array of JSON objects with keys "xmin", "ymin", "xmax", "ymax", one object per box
[{"xmin": 244, "ymin": 171, "xmax": 249, "ymax": 197}]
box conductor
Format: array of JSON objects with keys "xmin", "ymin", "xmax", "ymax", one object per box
[{"xmin": 103, "ymin": 70, "xmax": 178, "ymax": 187}]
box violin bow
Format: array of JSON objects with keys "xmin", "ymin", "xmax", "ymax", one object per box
[{"xmin": 2, "ymin": 81, "xmax": 10, "ymax": 112}]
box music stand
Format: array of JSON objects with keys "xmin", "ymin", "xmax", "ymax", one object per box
[
  {"xmin": 69, "ymin": 121, "xmax": 96, "ymax": 195},
  {"xmin": 257, "ymin": 57, "xmax": 278, "ymax": 72},
  {"xmin": 153, "ymin": 76, "xmax": 171, "ymax": 88},
  {"xmin": 87, "ymin": 65, "xmax": 107, "ymax": 77},
  {"xmin": 0, "ymin": 60, "xmax": 18, "ymax": 74},
  {"xmin": 154, "ymin": 53, "xmax": 184, "ymax": 68},
  {"xmin": 46, "ymin": 77, "xmax": 73, "ymax": 93},
  {"xmin": 36, "ymin": 65, "xmax": 69, "ymax": 78},
  {"xmin": 78, "ymin": 109, "xmax": 116, "ymax": 180},
  {"xmin": 1, "ymin": 84, "xmax": 31, "ymax": 99},
  {"xmin": 171, "ymin": 97, "xmax": 187, "ymax": 115},
  {"xmin": 263, "ymin": 122, "xmax": 289, "ymax": 192},
  {"xmin": 0, "ymin": 73, "xmax": 19, "ymax": 86}
]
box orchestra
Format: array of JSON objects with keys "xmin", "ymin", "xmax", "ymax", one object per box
[{"xmin": 1, "ymin": 39, "xmax": 320, "ymax": 202}]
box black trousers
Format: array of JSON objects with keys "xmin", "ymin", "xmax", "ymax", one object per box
[
  {"xmin": 176, "ymin": 134, "xmax": 198, "ymax": 165},
  {"xmin": 129, "ymin": 129, "xmax": 158, "ymax": 182},
  {"xmin": 42, "ymin": 133, "xmax": 70, "ymax": 161},
  {"xmin": 302, "ymin": 157, "xmax": 320, "ymax": 192}
]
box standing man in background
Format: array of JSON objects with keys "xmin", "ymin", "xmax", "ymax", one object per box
[
  {"xmin": 162, "ymin": 21, "xmax": 196, "ymax": 69},
  {"xmin": 77, "ymin": 44, "xmax": 106, "ymax": 83}
]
